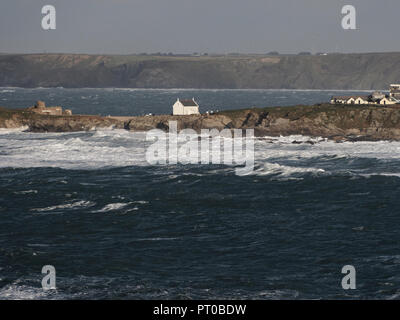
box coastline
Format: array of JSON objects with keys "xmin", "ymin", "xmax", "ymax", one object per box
[
  {"xmin": 2, "ymin": 53, "xmax": 400, "ymax": 90},
  {"xmin": 2, "ymin": 103, "xmax": 400, "ymax": 142}
]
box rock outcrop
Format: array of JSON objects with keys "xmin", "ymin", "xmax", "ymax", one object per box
[
  {"xmin": 3, "ymin": 104, "xmax": 400, "ymax": 141},
  {"xmin": 125, "ymin": 114, "xmax": 233, "ymax": 132},
  {"xmin": 124, "ymin": 104, "xmax": 400, "ymax": 141},
  {"xmin": 0, "ymin": 107, "xmax": 124, "ymax": 132}
]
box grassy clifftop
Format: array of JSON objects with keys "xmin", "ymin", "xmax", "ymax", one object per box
[{"xmin": 1, "ymin": 52, "xmax": 400, "ymax": 89}]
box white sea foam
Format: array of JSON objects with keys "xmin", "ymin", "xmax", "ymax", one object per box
[
  {"xmin": 93, "ymin": 202, "xmax": 131, "ymax": 213},
  {"xmin": 359, "ymin": 172, "xmax": 400, "ymax": 178},
  {"xmin": 0, "ymin": 284, "xmax": 51, "ymax": 300},
  {"xmin": 0, "ymin": 130, "xmax": 147, "ymax": 169},
  {"xmin": 255, "ymin": 137, "xmax": 400, "ymax": 161},
  {"xmin": 251, "ymin": 162, "xmax": 325, "ymax": 177},
  {"xmin": 32, "ymin": 200, "xmax": 96, "ymax": 212},
  {"xmin": 0, "ymin": 126, "xmax": 29, "ymax": 133},
  {"xmin": 14, "ymin": 190, "xmax": 38, "ymax": 195},
  {"xmin": 1, "ymin": 130, "xmax": 400, "ymax": 177},
  {"xmin": 133, "ymin": 237, "xmax": 179, "ymax": 241}
]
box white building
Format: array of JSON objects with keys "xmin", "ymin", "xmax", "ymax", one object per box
[
  {"xmin": 377, "ymin": 97, "xmax": 396, "ymax": 105},
  {"xmin": 390, "ymin": 84, "xmax": 400, "ymax": 99},
  {"xmin": 172, "ymin": 98, "xmax": 200, "ymax": 115},
  {"xmin": 330, "ymin": 96, "xmax": 370, "ymax": 105},
  {"xmin": 354, "ymin": 96, "xmax": 370, "ymax": 105},
  {"xmin": 331, "ymin": 92, "xmax": 397, "ymax": 106}
]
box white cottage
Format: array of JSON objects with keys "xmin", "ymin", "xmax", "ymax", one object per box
[
  {"xmin": 354, "ymin": 96, "xmax": 370, "ymax": 105},
  {"xmin": 330, "ymin": 85, "xmax": 400, "ymax": 106},
  {"xmin": 331, "ymin": 95, "xmax": 370, "ymax": 105},
  {"xmin": 377, "ymin": 97, "xmax": 397, "ymax": 105},
  {"xmin": 172, "ymin": 98, "xmax": 200, "ymax": 115}
]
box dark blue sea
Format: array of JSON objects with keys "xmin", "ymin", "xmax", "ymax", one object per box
[{"xmin": 1, "ymin": 88, "xmax": 400, "ymax": 300}]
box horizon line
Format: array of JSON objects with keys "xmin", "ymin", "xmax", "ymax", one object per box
[{"xmin": 2, "ymin": 51, "xmax": 400, "ymax": 56}]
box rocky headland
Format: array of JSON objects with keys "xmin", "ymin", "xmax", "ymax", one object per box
[
  {"xmin": 2, "ymin": 53, "xmax": 400, "ymax": 90},
  {"xmin": 3, "ymin": 103, "xmax": 400, "ymax": 142}
]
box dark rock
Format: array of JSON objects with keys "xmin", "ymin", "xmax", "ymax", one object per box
[{"xmin": 3, "ymin": 103, "xmax": 400, "ymax": 141}]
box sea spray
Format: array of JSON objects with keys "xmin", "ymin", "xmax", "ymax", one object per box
[{"xmin": 145, "ymin": 121, "xmax": 254, "ymax": 175}]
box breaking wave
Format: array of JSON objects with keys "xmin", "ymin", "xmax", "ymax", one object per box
[
  {"xmin": 1, "ymin": 130, "xmax": 400, "ymax": 178},
  {"xmin": 32, "ymin": 200, "xmax": 96, "ymax": 212},
  {"xmin": 93, "ymin": 202, "xmax": 131, "ymax": 213},
  {"xmin": 251, "ymin": 162, "xmax": 326, "ymax": 178}
]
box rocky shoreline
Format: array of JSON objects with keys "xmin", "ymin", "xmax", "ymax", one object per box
[{"xmin": 2, "ymin": 104, "xmax": 400, "ymax": 142}]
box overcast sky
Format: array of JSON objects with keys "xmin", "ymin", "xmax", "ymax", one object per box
[{"xmin": 0, "ymin": 0, "xmax": 399, "ymax": 54}]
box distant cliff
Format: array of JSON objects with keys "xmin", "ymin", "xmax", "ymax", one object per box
[
  {"xmin": 3, "ymin": 104, "xmax": 400, "ymax": 141},
  {"xmin": 1, "ymin": 53, "xmax": 400, "ymax": 89}
]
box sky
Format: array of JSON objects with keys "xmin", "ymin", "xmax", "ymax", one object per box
[{"xmin": 0, "ymin": 0, "xmax": 399, "ymax": 55}]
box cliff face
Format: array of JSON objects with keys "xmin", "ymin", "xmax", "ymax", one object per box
[
  {"xmin": 3, "ymin": 104, "xmax": 400, "ymax": 141},
  {"xmin": 1, "ymin": 53, "xmax": 400, "ymax": 89}
]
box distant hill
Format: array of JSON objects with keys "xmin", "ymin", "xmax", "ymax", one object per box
[{"xmin": 1, "ymin": 52, "xmax": 400, "ymax": 89}]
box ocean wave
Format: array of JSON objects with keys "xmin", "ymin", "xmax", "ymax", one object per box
[
  {"xmin": 32, "ymin": 200, "xmax": 96, "ymax": 212},
  {"xmin": 260, "ymin": 135, "xmax": 326, "ymax": 144},
  {"xmin": 133, "ymin": 237, "xmax": 180, "ymax": 241},
  {"xmin": 0, "ymin": 278, "xmax": 301, "ymax": 300},
  {"xmin": 93, "ymin": 202, "xmax": 131, "ymax": 213},
  {"xmin": 0, "ymin": 283, "xmax": 53, "ymax": 300},
  {"xmin": 359, "ymin": 173, "xmax": 400, "ymax": 178},
  {"xmin": 1, "ymin": 131, "xmax": 400, "ymax": 175},
  {"xmin": 0, "ymin": 130, "xmax": 146, "ymax": 169},
  {"xmin": 13, "ymin": 190, "xmax": 38, "ymax": 195},
  {"xmin": 251, "ymin": 162, "xmax": 325, "ymax": 178}
]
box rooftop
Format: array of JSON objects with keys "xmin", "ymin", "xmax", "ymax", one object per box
[
  {"xmin": 332, "ymin": 96, "xmax": 369, "ymax": 100},
  {"xmin": 179, "ymin": 98, "xmax": 198, "ymax": 107}
]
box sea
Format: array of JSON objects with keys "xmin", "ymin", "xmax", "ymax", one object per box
[{"xmin": 1, "ymin": 88, "xmax": 400, "ymax": 300}]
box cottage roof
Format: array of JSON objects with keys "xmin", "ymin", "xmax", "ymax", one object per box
[
  {"xmin": 179, "ymin": 99, "xmax": 198, "ymax": 107},
  {"xmin": 355, "ymin": 96, "xmax": 371, "ymax": 100},
  {"xmin": 332, "ymin": 96, "xmax": 369, "ymax": 100}
]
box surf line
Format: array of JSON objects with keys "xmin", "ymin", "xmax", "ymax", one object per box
[{"xmin": 145, "ymin": 120, "xmax": 255, "ymax": 176}]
